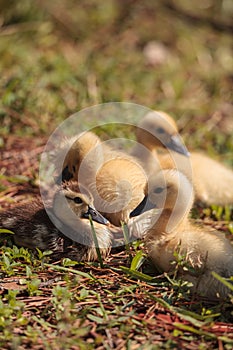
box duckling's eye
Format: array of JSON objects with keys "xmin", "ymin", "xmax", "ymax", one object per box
[
  {"xmin": 154, "ymin": 187, "xmax": 164, "ymax": 194},
  {"xmin": 157, "ymin": 127, "xmax": 165, "ymax": 134},
  {"xmin": 73, "ymin": 197, "xmax": 83, "ymax": 204}
]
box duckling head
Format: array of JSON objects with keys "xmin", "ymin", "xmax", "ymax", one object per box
[
  {"xmin": 136, "ymin": 111, "xmax": 189, "ymax": 156},
  {"xmin": 130, "ymin": 169, "xmax": 194, "ymax": 232},
  {"xmin": 53, "ymin": 181, "xmax": 109, "ymax": 231},
  {"xmin": 55, "ymin": 131, "xmax": 104, "ymax": 183},
  {"xmin": 68, "ymin": 131, "xmax": 101, "ymax": 164},
  {"xmin": 149, "ymin": 170, "xmax": 193, "ymax": 209}
]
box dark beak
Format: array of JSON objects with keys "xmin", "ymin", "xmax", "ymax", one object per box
[
  {"xmin": 166, "ymin": 135, "xmax": 190, "ymax": 157},
  {"xmin": 83, "ymin": 206, "xmax": 109, "ymax": 225},
  {"xmin": 130, "ymin": 196, "xmax": 156, "ymax": 217}
]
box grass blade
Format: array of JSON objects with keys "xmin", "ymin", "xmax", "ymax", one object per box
[
  {"xmin": 121, "ymin": 221, "xmax": 131, "ymax": 257},
  {"xmin": 0, "ymin": 228, "xmax": 15, "ymax": 234},
  {"xmin": 130, "ymin": 250, "xmax": 146, "ymax": 271},
  {"xmin": 120, "ymin": 266, "xmax": 156, "ymax": 282},
  {"xmin": 43, "ymin": 263, "xmax": 95, "ymax": 280},
  {"xmin": 212, "ymin": 271, "xmax": 233, "ymax": 292},
  {"xmin": 89, "ymin": 214, "xmax": 104, "ymax": 268}
]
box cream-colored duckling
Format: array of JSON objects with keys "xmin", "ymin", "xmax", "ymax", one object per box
[
  {"xmin": 132, "ymin": 169, "xmax": 233, "ymax": 299},
  {"xmin": 54, "ymin": 131, "xmax": 103, "ymax": 183},
  {"xmin": 0, "ymin": 181, "xmax": 112, "ymax": 261},
  {"xmin": 54, "ymin": 131, "xmax": 147, "ymax": 226},
  {"xmin": 185, "ymin": 152, "xmax": 233, "ymax": 205},
  {"xmin": 135, "ymin": 110, "xmax": 233, "ymax": 205},
  {"xmin": 131, "ymin": 110, "xmax": 190, "ymax": 176}
]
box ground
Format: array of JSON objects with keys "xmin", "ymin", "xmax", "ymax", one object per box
[{"xmin": 0, "ymin": 1, "xmax": 233, "ymax": 349}]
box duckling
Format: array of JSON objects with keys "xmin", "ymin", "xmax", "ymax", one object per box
[
  {"xmin": 132, "ymin": 169, "xmax": 233, "ymax": 299},
  {"xmin": 53, "ymin": 131, "xmax": 148, "ymax": 226},
  {"xmin": 0, "ymin": 181, "xmax": 112, "ymax": 261},
  {"xmin": 186, "ymin": 151, "xmax": 233, "ymax": 205},
  {"xmin": 131, "ymin": 110, "xmax": 190, "ymax": 175},
  {"xmin": 134, "ymin": 111, "xmax": 188, "ymax": 155},
  {"xmin": 134, "ymin": 110, "xmax": 233, "ymax": 205},
  {"xmin": 53, "ymin": 131, "xmax": 103, "ymax": 183}
]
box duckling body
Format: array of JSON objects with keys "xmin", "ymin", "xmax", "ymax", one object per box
[
  {"xmin": 190, "ymin": 152, "xmax": 233, "ymax": 205},
  {"xmin": 134, "ymin": 110, "xmax": 233, "ymax": 205},
  {"xmin": 54, "ymin": 131, "xmax": 147, "ymax": 226},
  {"xmin": 0, "ymin": 181, "xmax": 112, "ymax": 261},
  {"xmin": 134, "ymin": 170, "xmax": 233, "ymax": 299},
  {"xmin": 158, "ymin": 151, "xmax": 233, "ymax": 205},
  {"xmin": 148, "ymin": 218, "xmax": 233, "ymax": 299},
  {"xmin": 1, "ymin": 199, "xmax": 65, "ymax": 252}
]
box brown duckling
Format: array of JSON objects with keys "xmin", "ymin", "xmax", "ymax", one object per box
[
  {"xmin": 53, "ymin": 131, "xmax": 147, "ymax": 226},
  {"xmin": 0, "ymin": 181, "xmax": 112, "ymax": 261},
  {"xmin": 135, "ymin": 110, "xmax": 233, "ymax": 205},
  {"xmin": 131, "ymin": 169, "xmax": 233, "ymax": 300}
]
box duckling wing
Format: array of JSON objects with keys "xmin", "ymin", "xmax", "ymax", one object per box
[
  {"xmin": 172, "ymin": 227, "xmax": 233, "ymax": 299},
  {"xmin": 0, "ymin": 201, "xmax": 66, "ymax": 251},
  {"xmin": 0, "ymin": 200, "xmax": 43, "ymax": 231}
]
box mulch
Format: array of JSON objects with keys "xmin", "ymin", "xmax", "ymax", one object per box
[{"xmin": 0, "ymin": 135, "xmax": 46, "ymax": 209}]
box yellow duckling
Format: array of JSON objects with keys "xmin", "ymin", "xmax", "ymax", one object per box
[
  {"xmin": 54, "ymin": 131, "xmax": 147, "ymax": 226},
  {"xmin": 54, "ymin": 131, "xmax": 103, "ymax": 183},
  {"xmin": 184, "ymin": 151, "xmax": 233, "ymax": 205},
  {"xmin": 134, "ymin": 110, "xmax": 233, "ymax": 205},
  {"xmin": 0, "ymin": 181, "xmax": 112, "ymax": 261},
  {"xmin": 131, "ymin": 110, "xmax": 190, "ymax": 176},
  {"xmin": 131, "ymin": 169, "xmax": 233, "ymax": 299}
]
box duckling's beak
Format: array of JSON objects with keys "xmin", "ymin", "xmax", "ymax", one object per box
[
  {"xmin": 83, "ymin": 206, "xmax": 109, "ymax": 225},
  {"xmin": 130, "ymin": 196, "xmax": 156, "ymax": 217},
  {"xmin": 165, "ymin": 135, "xmax": 190, "ymax": 157}
]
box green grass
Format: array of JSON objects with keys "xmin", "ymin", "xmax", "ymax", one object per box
[
  {"xmin": 0, "ymin": 244, "xmax": 233, "ymax": 349},
  {"xmin": 0, "ymin": 0, "xmax": 233, "ymax": 348}
]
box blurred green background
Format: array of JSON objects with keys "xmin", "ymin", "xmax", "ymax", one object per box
[{"xmin": 0, "ymin": 0, "xmax": 232, "ymax": 163}]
